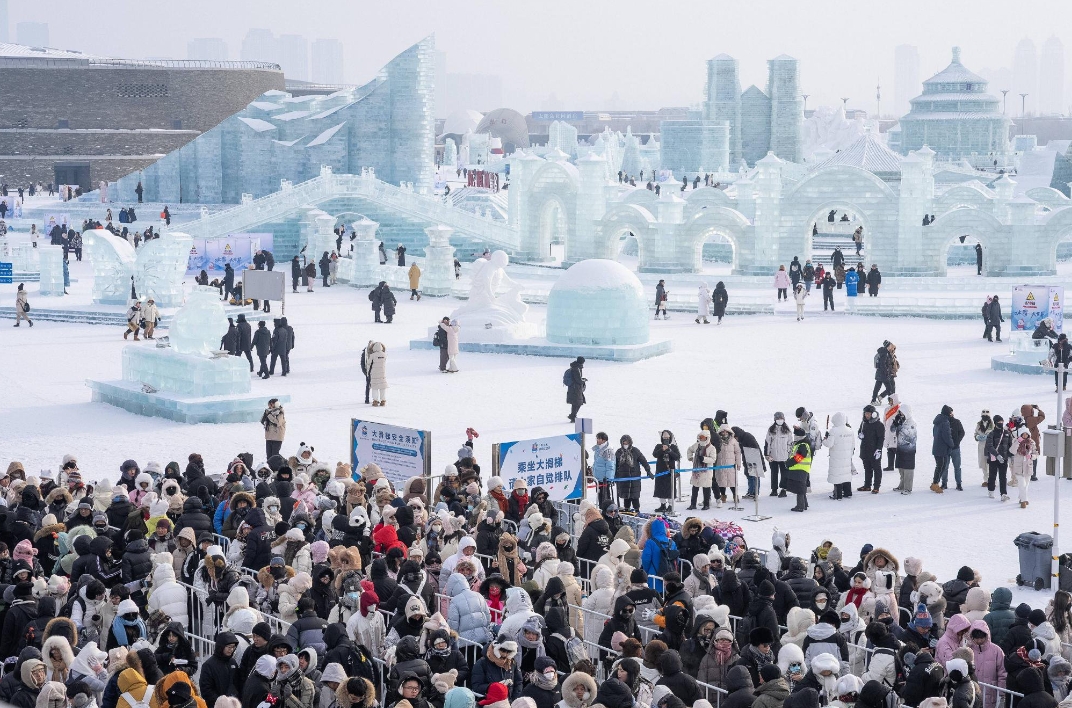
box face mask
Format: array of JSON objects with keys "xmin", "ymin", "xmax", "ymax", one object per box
[{"xmin": 816, "ymin": 600, "xmax": 827, "ymax": 610}]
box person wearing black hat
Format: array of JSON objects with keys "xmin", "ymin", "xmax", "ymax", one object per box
[
  {"xmin": 857, "ymin": 406, "xmax": 886, "ymax": 494},
  {"xmin": 655, "ymin": 649, "xmax": 701, "ymax": 707},
  {"xmin": 802, "ymin": 611, "xmax": 848, "ymax": 667},
  {"xmin": 754, "ymin": 664, "xmax": 789, "ymax": 708},
  {"xmin": 164, "ymin": 681, "xmax": 195, "ymax": 708},
  {"xmin": 117, "ymin": 459, "xmax": 140, "ymax": 493},
  {"xmin": 942, "ymin": 565, "xmax": 977, "ymax": 617},
  {"xmin": 565, "ymin": 357, "xmax": 586, "ymax": 423},
  {"xmin": 238, "ymin": 622, "xmax": 273, "ymax": 693},
  {"xmin": 785, "ymin": 426, "xmax": 812, "ymax": 512},
  {"xmin": 738, "ymin": 583, "xmax": 780, "ymax": 669},
  {"xmin": 856, "ymin": 680, "xmax": 895, "ymax": 708},
  {"xmin": 624, "ymin": 568, "xmax": 663, "ymax": 626}
]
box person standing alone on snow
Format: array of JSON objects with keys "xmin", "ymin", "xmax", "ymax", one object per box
[
  {"xmin": 857, "ymin": 405, "xmax": 885, "ymax": 494},
  {"xmin": 261, "ymin": 398, "xmax": 286, "ymax": 459},
  {"xmin": 712, "ymin": 282, "xmax": 728, "ymax": 324},
  {"xmin": 655, "ymin": 280, "xmax": 669, "ymax": 319},
  {"xmin": 871, "ymin": 341, "xmax": 897, "ymax": 404},
  {"xmin": 793, "ymin": 284, "xmax": 808, "ymax": 321},
  {"xmin": 930, "ymin": 405, "xmax": 956, "ymax": 493},
  {"xmin": 565, "ymin": 357, "xmax": 586, "ymax": 423},
  {"xmin": 615, "ymin": 435, "xmax": 650, "ymax": 512},
  {"xmin": 14, "ymin": 283, "xmax": 32, "ymax": 327},
  {"xmin": 775, "ymin": 266, "xmax": 790, "ymax": 302}
]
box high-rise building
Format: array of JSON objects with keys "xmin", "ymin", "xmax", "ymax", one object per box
[
  {"xmin": 0, "ymin": 0, "xmax": 9, "ymax": 43},
  {"xmin": 311, "ymin": 38, "xmax": 344, "ymax": 85},
  {"xmin": 704, "ymin": 55, "xmax": 742, "ymax": 163},
  {"xmin": 15, "ymin": 21, "xmax": 48, "ymax": 47},
  {"xmin": 1013, "ymin": 37, "xmax": 1038, "ymax": 116},
  {"xmin": 279, "ymin": 34, "xmax": 308, "ymax": 82},
  {"xmin": 893, "ymin": 45, "xmax": 920, "ymax": 118},
  {"xmin": 768, "ymin": 55, "xmax": 803, "ymax": 163},
  {"xmin": 241, "ymin": 28, "xmax": 280, "ymax": 65},
  {"xmin": 1040, "ymin": 36, "xmax": 1065, "ymax": 116},
  {"xmin": 187, "ymin": 38, "xmax": 228, "ymax": 61}
]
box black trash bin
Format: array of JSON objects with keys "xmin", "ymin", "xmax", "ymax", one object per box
[{"xmin": 1014, "ymin": 532, "xmax": 1053, "ymax": 590}]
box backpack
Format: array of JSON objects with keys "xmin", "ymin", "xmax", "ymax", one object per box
[
  {"xmin": 433, "ymin": 328, "xmax": 445, "ymax": 348},
  {"xmin": 552, "ymin": 631, "xmax": 590, "ymax": 666},
  {"xmin": 121, "ymin": 686, "xmax": 155, "ymax": 708},
  {"xmin": 341, "ymin": 644, "xmax": 378, "ymax": 685},
  {"xmin": 656, "ymin": 541, "xmax": 679, "ymax": 577},
  {"xmin": 563, "ymin": 368, "xmax": 573, "ymax": 386},
  {"xmin": 734, "ymin": 614, "xmax": 755, "ymax": 648}
]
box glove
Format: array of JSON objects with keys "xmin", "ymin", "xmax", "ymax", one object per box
[
  {"xmin": 858, "ymin": 432, "xmax": 865, "ymax": 440},
  {"xmin": 874, "ymin": 450, "xmax": 882, "ymax": 460},
  {"xmin": 998, "ymin": 456, "xmax": 1005, "ymax": 464}
]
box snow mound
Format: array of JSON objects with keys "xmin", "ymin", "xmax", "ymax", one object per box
[{"xmin": 547, "ymin": 260, "xmax": 649, "ymax": 345}]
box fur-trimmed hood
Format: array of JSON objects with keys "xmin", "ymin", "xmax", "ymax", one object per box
[
  {"xmin": 45, "ymin": 488, "xmax": 72, "ymax": 505},
  {"xmin": 257, "ymin": 564, "xmax": 296, "ymax": 588},
  {"xmin": 44, "ymin": 617, "xmax": 78, "ymax": 647},
  {"xmin": 863, "ymin": 548, "xmax": 900, "ymax": 574},
  {"xmin": 561, "ymin": 672, "xmax": 598, "ymax": 708},
  {"xmin": 34, "ymin": 523, "xmax": 66, "ymax": 543},
  {"xmin": 41, "ymin": 636, "xmax": 75, "ymax": 668}
]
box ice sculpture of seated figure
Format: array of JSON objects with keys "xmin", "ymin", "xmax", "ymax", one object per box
[
  {"xmin": 452, "ymin": 250, "xmax": 529, "ymax": 326},
  {"xmin": 169, "ymin": 286, "xmax": 228, "ymax": 356}
]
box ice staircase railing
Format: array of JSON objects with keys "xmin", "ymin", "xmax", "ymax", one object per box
[{"xmin": 172, "ymin": 167, "xmax": 521, "ymax": 249}]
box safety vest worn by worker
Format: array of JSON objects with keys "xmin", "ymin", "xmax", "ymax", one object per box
[{"xmin": 788, "ymin": 440, "xmax": 812, "ymax": 472}]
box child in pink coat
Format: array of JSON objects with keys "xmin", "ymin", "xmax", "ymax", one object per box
[{"xmin": 969, "ymin": 620, "xmax": 1007, "ymax": 708}]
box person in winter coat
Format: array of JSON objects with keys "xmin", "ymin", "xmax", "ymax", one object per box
[
  {"xmin": 965, "ymin": 621, "xmax": 1006, "ymax": 708},
  {"xmin": 1005, "ymin": 638, "xmax": 1049, "ymax": 699},
  {"xmin": 713, "ymin": 427, "xmax": 743, "ymax": 506},
  {"xmin": 793, "ymin": 284, "xmax": 808, "ymax": 321},
  {"xmin": 687, "ymin": 431, "xmax": 719, "ymax": 510},
  {"xmin": 782, "ymin": 607, "xmax": 815, "ymax": 650},
  {"xmin": 803, "ymin": 611, "xmax": 849, "ymax": 669},
  {"xmin": 445, "ymin": 572, "xmax": 494, "ymax": 645},
  {"xmin": 698, "ymin": 627, "xmax": 741, "ymax": 689},
  {"xmin": 599, "ymin": 596, "xmax": 644, "ymax": 669},
  {"xmin": 774, "ymin": 266, "xmax": 791, "ymax": 302},
  {"xmin": 641, "ymin": 521, "xmax": 677, "ymax": 593},
  {"xmin": 824, "ymin": 413, "xmax": 855, "ymax": 500},
  {"xmin": 147, "ymin": 558, "xmax": 190, "ymax": 629},
  {"xmin": 655, "ymin": 650, "xmax": 701, "ymax": 707},
  {"xmin": 984, "ymin": 416, "xmax": 1012, "ymax": 501},
  {"xmin": 652, "ymin": 432, "xmax": 681, "ymax": 514},
  {"xmin": 765, "ymin": 414, "xmax": 793, "ymax": 498},
  {"xmin": 889, "ymin": 406, "xmax": 918, "ymax": 495},
  {"xmin": 696, "ymin": 283, "xmax": 712, "ymax": 324},
  {"xmin": 709, "ymin": 281, "xmax": 730, "ymax": 324},
  {"xmin": 979, "ymin": 588, "xmax": 1016, "ymax": 649},
  {"xmin": 985, "ymin": 296, "xmax": 1004, "ymax": 342},
  {"xmin": 1011, "ymin": 429, "xmax": 1037, "ymax": 509},
  {"xmin": 857, "ymin": 406, "xmax": 886, "ymax": 493},
  {"xmin": 723, "ymin": 665, "xmax": 757, "ymax": 708},
  {"xmin": 472, "ymin": 636, "xmax": 523, "ymax": 700},
  {"xmin": 935, "ymin": 614, "xmax": 972, "ymax": 668},
  {"xmin": 930, "ymin": 406, "xmax": 957, "ymax": 494},
  {"xmin": 614, "ymin": 436, "xmax": 650, "ymax": 512}
]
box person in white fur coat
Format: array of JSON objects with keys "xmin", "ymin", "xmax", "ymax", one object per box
[
  {"xmin": 807, "ymin": 652, "xmax": 844, "ymax": 704},
  {"xmin": 870, "ymin": 569, "xmax": 900, "ymax": 623},
  {"xmin": 531, "ymin": 543, "xmax": 560, "ymax": 591},
  {"xmin": 146, "ymin": 552, "xmax": 189, "ymax": 629},
  {"xmin": 782, "ymin": 607, "xmax": 816, "ymax": 649},
  {"xmin": 837, "ymin": 603, "xmax": 869, "ymax": 676},
  {"xmin": 778, "ymin": 642, "xmax": 807, "ymax": 691},
  {"xmin": 582, "ymin": 565, "xmax": 616, "ymax": 647},
  {"xmin": 825, "ymin": 413, "xmax": 856, "ymax": 500}
]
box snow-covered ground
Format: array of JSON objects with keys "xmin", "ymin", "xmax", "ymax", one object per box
[{"xmin": 3, "ymin": 254, "xmax": 1070, "ymax": 603}]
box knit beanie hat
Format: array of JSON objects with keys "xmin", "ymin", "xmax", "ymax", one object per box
[
  {"xmin": 760, "ymin": 665, "xmax": 782, "ymax": 682},
  {"xmin": 910, "ymin": 603, "xmax": 932, "ymax": 630},
  {"xmin": 957, "ymin": 566, "xmax": 975, "ymax": 582}
]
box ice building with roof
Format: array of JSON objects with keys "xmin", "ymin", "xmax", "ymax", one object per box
[
  {"xmin": 896, "ymin": 47, "xmax": 1011, "ymax": 161},
  {"xmin": 109, "ymin": 36, "xmax": 436, "ymax": 205}
]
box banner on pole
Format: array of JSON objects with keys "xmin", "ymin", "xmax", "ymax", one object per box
[
  {"xmin": 1012, "ymin": 285, "xmax": 1065, "ymax": 333},
  {"xmin": 351, "ymin": 419, "xmax": 431, "ymax": 491},
  {"xmin": 496, "ymin": 434, "xmax": 584, "ymax": 501}
]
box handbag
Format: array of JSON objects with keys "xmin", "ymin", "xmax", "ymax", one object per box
[{"xmin": 22, "ymin": 302, "xmax": 29, "ymax": 312}]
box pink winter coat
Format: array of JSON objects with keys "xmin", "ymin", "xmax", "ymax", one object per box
[
  {"xmin": 935, "ymin": 613, "xmax": 972, "ymax": 667},
  {"xmin": 775, "ymin": 271, "xmax": 791, "ymax": 289},
  {"xmin": 970, "ymin": 620, "xmax": 1007, "ymax": 708}
]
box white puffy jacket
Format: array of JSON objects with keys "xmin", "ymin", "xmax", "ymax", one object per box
[
  {"xmin": 147, "ymin": 563, "xmax": 190, "ymax": 629},
  {"xmin": 825, "ymin": 413, "xmax": 856, "ymax": 485}
]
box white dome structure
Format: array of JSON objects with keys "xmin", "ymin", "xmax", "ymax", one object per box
[
  {"xmin": 546, "ymin": 260, "xmax": 649, "ymax": 346},
  {"xmin": 441, "ymin": 109, "xmax": 483, "ymax": 137}
]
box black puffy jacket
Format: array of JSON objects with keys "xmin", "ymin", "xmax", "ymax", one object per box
[
  {"xmin": 782, "ymin": 558, "xmax": 821, "ymax": 612},
  {"xmin": 174, "ymin": 498, "xmax": 214, "ymax": 537},
  {"xmin": 387, "ymin": 636, "xmax": 432, "ymax": 696},
  {"xmin": 121, "ymin": 538, "xmax": 153, "ymax": 583}
]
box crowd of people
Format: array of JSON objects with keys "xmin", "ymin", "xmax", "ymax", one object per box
[{"xmin": 0, "ymin": 439, "xmax": 1069, "ymax": 708}]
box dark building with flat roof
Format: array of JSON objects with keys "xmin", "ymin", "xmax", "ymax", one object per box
[{"xmin": 0, "ymin": 43, "xmax": 284, "ymax": 189}]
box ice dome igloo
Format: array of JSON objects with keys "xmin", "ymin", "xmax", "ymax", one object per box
[{"xmin": 547, "ymin": 259, "xmax": 649, "ymax": 345}]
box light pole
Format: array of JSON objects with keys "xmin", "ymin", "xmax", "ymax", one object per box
[
  {"xmin": 1021, "ymin": 93, "xmax": 1029, "ymax": 117},
  {"xmin": 1055, "ymin": 363, "xmax": 1066, "ymax": 587},
  {"xmin": 1001, "ymin": 89, "xmax": 1009, "ymax": 115},
  {"xmin": 802, "ymin": 94, "xmax": 810, "ymax": 113}
]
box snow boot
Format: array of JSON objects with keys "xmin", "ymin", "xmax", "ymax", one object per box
[
  {"xmin": 1021, "ymin": 501, "xmax": 1028, "ymax": 508},
  {"xmin": 988, "ymin": 491, "xmax": 994, "ymax": 498},
  {"xmin": 871, "ymin": 487, "xmax": 880, "ymax": 494},
  {"xmin": 857, "ymin": 485, "xmax": 871, "ymax": 492},
  {"xmin": 1001, "ymin": 494, "xmax": 1010, "ymax": 501},
  {"xmin": 929, "ymin": 483, "xmax": 943, "ymax": 494}
]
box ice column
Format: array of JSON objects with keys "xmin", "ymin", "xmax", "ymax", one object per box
[
  {"xmin": 568, "ymin": 152, "xmax": 608, "ymax": 264},
  {"xmin": 421, "ymin": 224, "xmax": 456, "ymax": 297},
  {"xmin": 349, "ymin": 218, "xmax": 381, "ymax": 287},
  {"xmin": 752, "ymin": 152, "xmax": 783, "ymax": 271},
  {"xmin": 38, "ymin": 246, "xmax": 66, "ymax": 296},
  {"xmin": 12, "ymin": 244, "xmax": 38, "ymax": 274},
  {"xmin": 640, "ymin": 182, "xmax": 686, "ymax": 272}
]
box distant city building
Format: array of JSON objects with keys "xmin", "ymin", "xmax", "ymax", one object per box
[
  {"xmin": 1040, "ymin": 36, "xmax": 1065, "ymax": 116},
  {"xmin": 894, "ymin": 45, "xmax": 920, "ymax": 117},
  {"xmin": 310, "ymin": 38, "xmax": 344, "ymax": 85},
  {"xmin": 1013, "ymin": 38, "xmax": 1038, "ymax": 116},
  {"xmin": 896, "ymin": 47, "xmax": 1010, "ymax": 161},
  {"xmin": 279, "ymin": 34, "xmax": 308, "ymax": 82},
  {"xmin": 187, "ymin": 38, "xmax": 228, "ymax": 61},
  {"xmin": 15, "ymin": 21, "xmax": 47, "ymax": 47},
  {"xmin": 0, "ymin": 0, "xmax": 8, "ymax": 43},
  {"xmin": 241, "ymin": 28, "xmax": 280, "ymax": 65}
]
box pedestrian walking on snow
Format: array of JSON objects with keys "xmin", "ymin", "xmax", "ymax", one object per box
[
  {"xmin": 713, "ymin": 282, "xmax": 728, "ymax": 324},
  {"xmin": 986, "ymin": 295, "xmax": 1004, "ymax": 342},
  {"xmin": 368, "ymin": 342, "xmax": 388, "ymax": 406},
  {"xmin": 891, "ymin": 405, "xmax": 917, "ymax": 494},
  {"xmin": 822, "ymin": 273, "xmax": 836, "ymax": 311},
  {"xmin": 408, "ymin": 263, "xmax": 422, "ymax": 300},
  {"xmin": 655, "ymin": 280, "xmax": 669, "ymax": 319},
  {"xmin": 793, "ymin": 284, "xmax": 808, "ymax": 321},
  {"xmin": 252, "ymin": 320, "xmax": 271, "ymax": 378},
  {"xmin": 262, "ymin": 398, "xmax": 286, "ymax": 458},
  {"xmin": 696, "ymin": 283, "xmax": 711, "ymax": 324},
  {"xmin": 871, "ymin": 341, "xmax": 897, "ymax": 404},
  {"xmin": 124, "ymin": 300, "xmax": 141, "ymax": 340},
  {"xmin": 1011, "ymin": 428, "xmax": 1036, "ymax": 508},
  {"xmin": 985, "ymin": 415, "xmax": 1011, "ymax": 501},
  {"xmin": 775, "ymin": 266, "xmax": 790, "ymax": 302},
  {"xmin": 565, "ymin": 357, "xmax": 586, "ymax": 423},
  {"xmin": 866, "ymin": 265, "xmax": 882, "ymax": 296},
  {"xmin": 14, "ymin": 283, "xmax": 32, "ymax": 327},
  {"xmin": 930, "ymin": 405, "xmax": 956, "ymax": 494}
]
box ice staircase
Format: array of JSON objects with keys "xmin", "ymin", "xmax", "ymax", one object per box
[
  {"xmin": 0, "ymin": 303, "xmax": 271, "ymax": 326},
  {"xmin": 811, "ymin": 232, "xmax": 857, "ymax": 268},
  {"xmin": 174, "ymin": 167, "xmax": 521, "ymax": 251}
]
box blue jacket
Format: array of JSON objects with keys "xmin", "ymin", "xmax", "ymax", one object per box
[
  {"xmin": 641, "ymin": 520, "xmax": 677, "ymax": 592},
  {"xmin": 591, "ymin": 442, "xmax": 614, "ymax": 482},
  {"xmin": 213, "ymin": 500, "xmax": 231, "ymax": 534}
]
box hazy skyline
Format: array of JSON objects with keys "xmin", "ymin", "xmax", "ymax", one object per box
[{"xmin": 6, "ymin": 0, "xmax": 1072, "ymax": 115}]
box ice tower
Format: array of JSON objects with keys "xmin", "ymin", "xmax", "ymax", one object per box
[
  {"xmin": 768, "ymin": 56, "xmax": 803, "ymax": 163},
  {"xmin": 704, "ymin": 55, "xmax": 743, "ymax": 164}
]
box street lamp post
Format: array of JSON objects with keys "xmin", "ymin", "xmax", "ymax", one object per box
[
  {"xmin": 1001, "ymin": 89, "xmax": 1009, "ymax": 115},
  {"xmin": 1055, "ymin": 363, "xmax": 1066, "ymax": 587},
  {"xmin": 802, "ymin": 94, "xmax": 810, "ymax": 113},
  {"xmin": 1021, "ymin": 93, "xmax": 1029, "ymax": 117}
]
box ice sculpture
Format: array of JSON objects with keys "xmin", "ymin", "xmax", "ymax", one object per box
[
  {"xmin": 348, "ymin": 218, "xmax": 381, "ymax": 287},
  {"xmin": 801, "ymin": 106, "xmax": 872, "ymax": 161},
  {"xmin": 169, "ymin": 286, "xmax": 228, "ymax": 356},
  {"xmin": 546, "ymin": 259, "xmax": 649, "ymax": 345},
  {"xmin": 38, "ymin": 246, "xmax": 66, "ymax": 296},
  {"xmin": 83, "ymin": 229, "xmax": 192, "ymax": 307},
  {"xmin": 421, "ymin": 224, "xmax": 455, "ymax": 297},
  {"xmin": 452, "ymin": 250, "xmax": 528, "ymax": 325}
]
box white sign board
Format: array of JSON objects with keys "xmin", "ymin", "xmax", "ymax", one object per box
[
  {"xmin": 496, "ymin": 433, "xmax": 585, "ymax": 501},
  {"xmin": 351, "ymin": 419, "xmax": 431, "ymax": 490}
]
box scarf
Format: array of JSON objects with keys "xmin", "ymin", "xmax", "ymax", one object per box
[
  {"xmin": 112, "ymin": 615, "xmax": 146, "ymax": 646},
  {"xmin": 487, "ymin": 595, "xmax": 505, "ymax": 623},
  {"xmin": 714, "ymin": 643, "xmax": 734, "ymax": 662},
  {"xmin": 533, "ymin": 672, "xmax": 558, "ymax": 691},
  {"xmin": 750, "ymin": 645, "xmax": 773, "ymax": 668},
  {"xmin": 1017, "ymin": 646, "xmax": 1045, "ymax": 669},
  {"xmin": 620, "ymin": 448, "xmax": 636, "ymax": 471}
]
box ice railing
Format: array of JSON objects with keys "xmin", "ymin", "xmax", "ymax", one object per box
[{"xmin": 172, "ymin": 167, "xmax": 521, "ymax": 249}]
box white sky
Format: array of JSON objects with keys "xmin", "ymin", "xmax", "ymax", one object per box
[{"xmin": 7, "ymin": 0, "xmax": 1069, "ymax": 113}]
